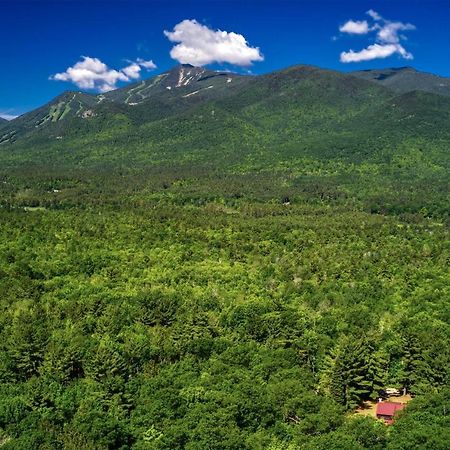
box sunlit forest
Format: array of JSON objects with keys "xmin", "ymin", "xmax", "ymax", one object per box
[{"xmin": 0, "ymin": 160, "xmax": 448, "ymax": 449}]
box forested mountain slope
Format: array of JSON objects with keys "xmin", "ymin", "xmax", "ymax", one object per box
[
  {"xmin": 0, "ymin": 64, "xmax": 251, "ymax": 144},
  {"xmin": 2, "ymin": 65, "xmax": 450, "ymax": 171},
  {"xmin": 352, "ymin": 66, "xmax": 450, "ymax": 97}
]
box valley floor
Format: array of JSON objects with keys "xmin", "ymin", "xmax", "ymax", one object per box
[{"xmin": 0, "ymin": 167, "xmax": 448, "ymax": 449}]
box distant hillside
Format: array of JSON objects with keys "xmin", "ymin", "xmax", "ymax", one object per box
[
  {"xmin": 0, "ymin": 65, "xmax": 252, "ymax": 144},
  {"xmin": 0, "ymin": 91, "xmax": 100, "ymax": 144},
  {"xmin": 352, "ymin": 67, "xmax": 450, "ymax": 97},
  {"xmin": 1, "ymin": 64, "xmax": 449, "ymax": 178}
]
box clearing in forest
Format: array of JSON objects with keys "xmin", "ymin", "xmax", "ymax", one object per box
[{"xmin": 353, "ymin": 394, "xmax": 413, "ymax": 419}]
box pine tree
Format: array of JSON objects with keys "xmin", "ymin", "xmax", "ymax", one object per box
[{"xmin": 322, "ymin": 337, "xmax": 386, "ymax": 409}]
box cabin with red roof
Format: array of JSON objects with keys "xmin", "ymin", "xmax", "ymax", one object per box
[{"xmin": 376, "ymin": 401, "xmax": 405, "ymax": 424}]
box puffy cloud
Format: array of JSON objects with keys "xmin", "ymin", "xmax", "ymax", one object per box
[
  {"xmin": 51, "ymin": 57, "xmax": 127, "ymax": 92},
  {"xmin": 164, "ymin": 19, "xmax": 263, "ymax": 67},
  {"xmin": 122, "ymin": 59, "xmax": 157, "ymax": 80},
  {"xmin": 366, "ymin": 9, "xmax": 382, "ymax": 21},
  {"xmin": 136, "ymin": 58, "xmax": 157, "ymax": 69},
  {"xmin": 376, "ymin": 21, "xmax": 415, "ymax": 44},
  {"xmin": 51, "ymin": 56, "xmax": 157, "ymax": 92},
  {"xmin": 340, "ymin": 43, "xmax": 407, "ymax": 63},
  {"xmin": 339, "ymin": 20, "xmax": 370, "ymax": 35},
  {"xmin": 339, "ymin": 10, "xmax": 415, "ymax": 63},
  {"xmin": 122, "ymin": 63, "xmax": 142, "ymax": 80}
]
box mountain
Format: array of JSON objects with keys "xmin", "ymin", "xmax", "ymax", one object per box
[
  {"xmin": 0, "ymin": 91, "xmax": 100, "ymax": 144},
  {"xmin": 1, "ymin": 64, "xmax": 450, "ymax": 175},
  {"xmin": 104, "ymin": 63, "xmax": 249, "ymax": 104},
  {"xmin": 352, "ymin": 66, "xmax": 450, "ymax": 97},
  {"xmin": 0, "ymin": 65, "xmax": 251, "ymax": 144},
  {"xmin": 0, "ymin": 64, "xmax": 379, "ymax": 152}
]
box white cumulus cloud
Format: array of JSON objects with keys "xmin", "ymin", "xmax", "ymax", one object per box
[
  {"xmin": 340, "ymin": 43, "xmax": 400, "ymax": 63},
  {"xmin": 164, "ymin": 19, "xmax": 264, "ymax": 67},
  {"xmin": 377, "ymin": 21, "xmax": 415, "ymax": 45},
  {"xmin": 51, "ymin": 56, "xmax": 157, "ymax": 92},
  {"xmin": 339, "ymin": 20, "xmax": 370, "ymax": 35},
  {"xmin": 122, "ymin": 63, "xmax": 142, "ymax": 80},
  {"xmin": 339, "ymin": 10, "xmax": 415, "ymax": 63}
]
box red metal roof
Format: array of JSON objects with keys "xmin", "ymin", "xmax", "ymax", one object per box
[{"xmin": 376, "ymin": 402, "xmax": 405, "ymax": 417}]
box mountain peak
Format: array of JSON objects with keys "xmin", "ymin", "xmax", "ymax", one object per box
[
  {"xmin": 167, "ymin": 63, "xmax": 201, "ymax": 73},
  {"xmin": 163, "ymin": 65, "xmax": 209, "ymax": 88},
  {"xmin": 352, "ymin": 66, "xmax": 450, "ymax": 97}
]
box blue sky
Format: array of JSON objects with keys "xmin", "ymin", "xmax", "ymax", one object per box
[{"xmin": 1, "ymin": 0, "xmax": 449, "ymax": 118}]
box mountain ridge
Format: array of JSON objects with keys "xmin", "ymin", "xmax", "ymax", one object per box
[
  {"xmin": 6, "ymin": 63, "xmax": 450, "ymax": 125},
  {"xmin": 1, "ymin": 63, "xmax": 450, "ymax": 176},
  {"xmin": 352, "ymin": 66, "xmax": 450, "ymax": 97},
  {"xmin": 0, "ymin": 64, "xmax": 254, "ymax": 143}
]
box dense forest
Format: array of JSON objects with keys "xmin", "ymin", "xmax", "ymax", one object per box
[
  {"xmin": 0, "ymin": 65, "xmax": 449, "ymax": 448},
  {"xmin": 0, "ymin": 163, "xmax": 448, "ymax": 449}
]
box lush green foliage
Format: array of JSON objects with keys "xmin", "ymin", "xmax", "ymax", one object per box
[
  {"xmin": 0, "ymin": 65, "xmax": 449, "ymax": 448},
  {"xmin": 0, "ymin": 165, "xmax": 448, "ymax": 449}
]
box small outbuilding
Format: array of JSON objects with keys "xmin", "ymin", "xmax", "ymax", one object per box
[
  {"xmin": 376, "ymin": 401, "xmax": 405, "ymax": 425},
  {"xmin": 384, "ymin": 387, "xmax": 402, "ymax": 397}
]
